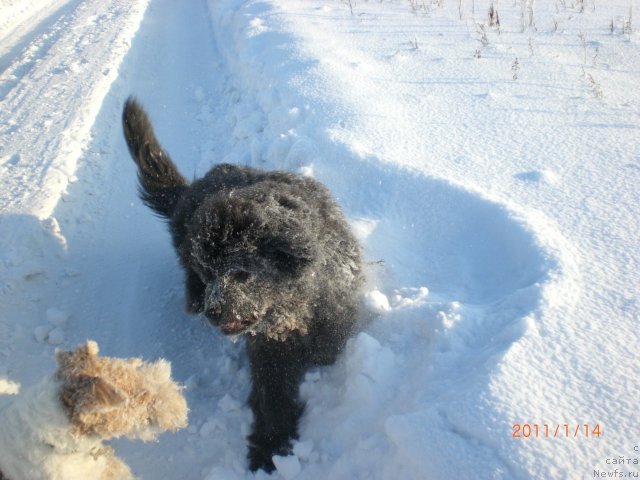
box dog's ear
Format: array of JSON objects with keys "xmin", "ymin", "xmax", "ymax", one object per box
[{"xmin": 56, "ymin": 340, "xmax": 100, "ymax": 379}]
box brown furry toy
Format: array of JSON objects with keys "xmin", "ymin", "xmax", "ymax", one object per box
[{"xmin": 0, "ymin": 341, "xmax": 188, "ymax": 480}]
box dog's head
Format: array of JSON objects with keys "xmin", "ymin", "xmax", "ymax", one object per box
[
  {"xmin": 55, "ymin": 341, "xmax": 188, "ymax": 441},
  {"xmin": 183, "ymin": 182, "xmax": 321, "ymax": 340}
]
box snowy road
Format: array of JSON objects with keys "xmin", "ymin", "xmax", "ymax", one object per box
[{"xmin": 1, "ymin": 0, "xmax": 639, "ymax": 479}]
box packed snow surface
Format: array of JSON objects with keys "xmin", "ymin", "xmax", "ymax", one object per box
[{"xmin": 1, "ymin": 0, "xmax": 638, "ymax": 479}]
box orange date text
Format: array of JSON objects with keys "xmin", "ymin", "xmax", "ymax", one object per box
[{"xmin": 512, "ymin": 423, "xmax": 602, "ymax": 438}]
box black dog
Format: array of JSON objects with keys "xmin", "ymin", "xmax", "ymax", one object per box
[{"xmin": 122, "ymin": 98, "xmax": 363, "ymax": 472}]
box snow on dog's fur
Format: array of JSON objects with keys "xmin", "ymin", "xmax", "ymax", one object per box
[
  {"xmin": 0, "ymin": 341, "xmax": 188, "ymax": 480},
  {"xmin": 123, "ymin": 98, "xmax": 363, "ymax": 472}
]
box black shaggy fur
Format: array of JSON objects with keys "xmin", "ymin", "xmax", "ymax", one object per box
[{"xmin": 122, "ymin": 98, "xmax": 363, "ymax": 472}]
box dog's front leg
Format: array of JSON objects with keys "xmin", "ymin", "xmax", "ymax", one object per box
[{"xmin": 245, "ymin": 336, "xmax": 307, "ymax": 472}]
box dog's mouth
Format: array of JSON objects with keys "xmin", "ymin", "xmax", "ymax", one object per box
[
  {"xmin": 203, "ymin": 284, "xmax": 262, "ymax": 335},
  {"xmin": 216, "ymin": 312, "xmax": 261, "ymax": 335}
]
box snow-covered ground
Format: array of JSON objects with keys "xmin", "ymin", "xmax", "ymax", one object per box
[{"xmin": 1, "ymin": 0, "xmax": 638, "ymax": 478}]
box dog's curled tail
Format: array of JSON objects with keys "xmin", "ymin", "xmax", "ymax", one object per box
[{"xmin": 122, "ymin": 97, "xmax": 188, "ymax": 218}]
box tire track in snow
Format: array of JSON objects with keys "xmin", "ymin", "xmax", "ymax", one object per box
[
  {"xmin": 0, "ymin": 0, "xmax": 149, "ymax": 388},
  {"xmin": 0, "ymin": 0, "xmax": 149, "ymax": 219},
  {"xmin": 0, "ymin": 0, "xmax": 87, "ymax": 101},
  {"xmin": 0, "ymin": 0, "xmax": 82, "ymax": 73}
]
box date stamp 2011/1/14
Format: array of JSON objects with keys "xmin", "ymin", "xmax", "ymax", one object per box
[{"xmin": 513, "ymin": 423, "xmax": 603, "ymax": 439}]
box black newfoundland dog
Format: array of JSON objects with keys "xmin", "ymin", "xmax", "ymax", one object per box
[{"xmin": 122, "ymin": 98, "xmax": 363, "ymax": 472}]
